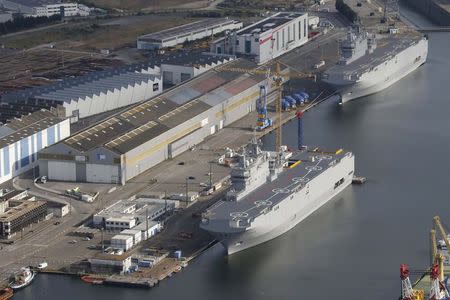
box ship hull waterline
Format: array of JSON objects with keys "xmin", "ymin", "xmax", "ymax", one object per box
[{"xmin": 215, "ymin": 174, "xmax": 352, "ymax": 255}]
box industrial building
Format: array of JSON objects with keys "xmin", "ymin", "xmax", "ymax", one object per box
[
  {"xmin": 210, "ymin": 12, "xmax": 309, "ymax": 64},
  {"xmin": 137, "ymin": 18, "xmax": 243, "ymax": 50},
  {"xmin": 134, "ymin": 221, "xmax": 161, "ymax": 240},
  {"xmin": 0, "ymin": 51, "xmax": 227, "ymax": 124},
  {"xmin": 111, "ymin": 234, "xmax": 134, "ymax": 251},
  {"xmin": 89, "ymin": 253, "xmax": 132, "ymax": 274},
  {"xmin": 160, "ymin": 52, "xmax": 235, "ymax": 86},
  {"xmin": 38, "ymin": 59, "xmax": 267, "ymax": 184},
  {"xmin": 0, "ymin": 191, "xmax": 48, "ymax": 239},
  {"xmin": 0, "ymin": 0, "xmax": 90, "ymax": 17},
  {"xmin": 47, "ymin": 201, "xmax": 69, "ymax": 218},
  {"xmin": 93, "ymin": 198, "xmax": 177, "ymax": 230},
  {"xmin": 30, "ymin": 71, "xmax": 162, "ymax": 122},
  {"xmin": 31, "ymin": 3, "xmax": 90, "ymax": 17},
  {"xmin": 0, "ymin": 109, "xmax": 70, "ymax": 185},
  {"xmin": 0, "ymin": 189, "xmax": 28, "ymax": 213}
]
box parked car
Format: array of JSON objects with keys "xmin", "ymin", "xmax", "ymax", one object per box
[{"xmin": 37, "ymin": 262, "xmax": 48, "ymax": 269}]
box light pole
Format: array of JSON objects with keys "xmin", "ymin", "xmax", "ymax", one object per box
[
  {"xmin": 209, "ymin": 161, "xmax": 213, "ymax": 189},
  {"xmin": 185, "ymin": 176, "xmax": 195, "ymax": 206}
]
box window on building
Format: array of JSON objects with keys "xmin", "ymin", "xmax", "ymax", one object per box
[
  {"xmin": 293, "ymin": 23, "xmax": 296, "ymax": 41},
  {"xmin": 3, "ymin": 147, "xmax": 10, "ymax": 176},
  {"xmin": 282, "ymin": 29, "xmax": 285, "ymax": 47},
  {"xmin": 299, "ymin": 21, "xmax": 302, "ymax": 39},
  {"xmin": 181, "ymin": 73, "xmax": 191, "ymax": 82},
  {"xmin": 235, "ymin": 40, "xmax": 239, "ymax": 45},
  {"xmin": 304, "ymin": 19, "xmax": 307, "ymax": 38},
  {"xmin": 153, "ymin": 83, "xmax": 159, "ymax": 92},
  {"xmin": 37, "ymin": 132, "xmax": 42, "ymax": 151},
  {"xmin": 276, "ymin": 31, "xmax": 280, "ymax": 51},
  {"xmin": 255, "ymin": 38, "xmax": 259, "ymax": 43},
  {"xmin": 245, "ymin": 40, "xmax": 251, "ymax": 53},
  {"xmin": 47, "ymin": 126, "xmax": 55, "ymax": 146},
  {"xmin": 287, "ymin": 26, "xmax": 291, "ymax": 42}
]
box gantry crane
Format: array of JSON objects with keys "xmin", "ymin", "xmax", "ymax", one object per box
[{"xmin": 216, "ymin": 61, "xmax": 316, "ymax": 150}]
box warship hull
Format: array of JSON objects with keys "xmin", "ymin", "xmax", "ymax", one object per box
[
  {"xmin": 324, "ymin": 37, "xmax": 428, "ymax": 104},
  {"xmin": 202, "ymin": 150, "xmax": 355, "ymax": 255}
]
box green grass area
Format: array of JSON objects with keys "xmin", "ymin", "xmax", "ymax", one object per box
[{"xmin": 80, "ymin": 0, "xmax": 206, "ymax": 11}]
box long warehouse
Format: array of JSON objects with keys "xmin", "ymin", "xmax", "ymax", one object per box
[
  {"xmin": 137, "ymin": 18, "xmax": 243, "ymax": 50},
  {"xmin": 38, "ymin": 60, "xmax": 268, "ymax": 184},
  {"xmin": 0, "ymin": 109, "xmax": 70, "ymax": 185}
]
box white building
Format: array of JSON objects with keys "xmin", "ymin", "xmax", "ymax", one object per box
[
  {"xmin": 32, "ymin": 71, "xmax": 162, "ymax": 122},
  {"xmin": 0, "ymin": 110, "xmax": 70, "ymax": 185},
  {"xmin": 32, "ymin": 3, "xmax": 90, "ymax": 17},
  {"xmin": 210, "ymin": 12, "xmax": 309, "ymax": 64},
  {"xmin": 120, "ymin": 229, "xmax": 142, "ymax": 245},
  {"xmin": 137, "ymin": 18, "xmax": 243, "ymax": 50},
  {"xmin": 104, "ymin": 216, "xmax": 136, "ymax": 231},
  {"xmin": 111, "ymin": 234, "xmax": 134, "ymax": 251},
  {"xmin": 89, "ymin": 254, "xmax": 132, "ymax": 274},
  {"xmin": 134, "ymin": 221, "xmax": 161, "ymax": 240},
  {"xmin": 47, "ymin": 201, "xmax": 69, "ymax": 218},
  {"xmin": 93, "ymin": 198, "xmax": 176, "ymax": 230}
]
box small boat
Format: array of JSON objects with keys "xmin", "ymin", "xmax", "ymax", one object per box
[
  {"xmin": 0, "ymin": 288, "xmax": 13, "ymax": 300},
  {"xmin": 173, "ymin": 266, "xmax": 182, "ymax": 273},
  {"xmin": 352, "ymin": 176, "xmax": 367, "ymax": 184},
  {"xmin": 81, "ymin": 275, "xmax": 104, "ymax": 285},
  {"xmin": 9, "ymin": 267, "xmax": 36, "ymax": 290}
]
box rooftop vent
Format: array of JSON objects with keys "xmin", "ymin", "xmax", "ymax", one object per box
[{"xmin": 263, "ymin": 23, "xmax": 276, "ymax": 29}]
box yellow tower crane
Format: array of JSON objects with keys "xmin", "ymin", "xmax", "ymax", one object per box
[
  {"xmin": 216, "ymin": 61, "xmax": 316, "ymax": 151},
  {"xmin": 432, "ymin": 215, "xmax": 449, "ymax": 281}
]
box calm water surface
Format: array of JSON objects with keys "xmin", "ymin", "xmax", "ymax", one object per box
[{"xmin": 13, "ymin": 15, "xmax": 450, "ymax": 300}]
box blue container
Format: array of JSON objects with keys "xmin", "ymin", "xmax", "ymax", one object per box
[
  {"xmin": 139, "ymin": 261, "xmax": 151, "ymax": 267},
  {"xmin": 282, "ymin": 99, "xmax": 290, "ymax": 110},
  {"xmin": 299, "ymin": 92, "xmax": 309, "ymax": 102},
  {"xmin": 293, "ymin": 94, "xmax": 305, "ymax": 105},
  {"xmin": 285, "ymin": 96, "xmax": 296, "ymax": 107}
]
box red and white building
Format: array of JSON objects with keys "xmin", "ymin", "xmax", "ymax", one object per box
[{"xmin": 210, "ymin": 12, "xmax": 309, "ymax": 65}]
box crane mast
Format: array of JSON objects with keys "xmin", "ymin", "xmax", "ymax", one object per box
[{"xmin": 433, "ymin": 216, "xmax": 450, "ymax": 253}]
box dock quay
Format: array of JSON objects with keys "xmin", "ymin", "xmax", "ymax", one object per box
[
  {"xmin": 0, "ymin": 6, "xmax": 348, "ymax": 290},
  {"xmin": 0, "ymin": 82, "xmax": 337, "ymax": 289}
]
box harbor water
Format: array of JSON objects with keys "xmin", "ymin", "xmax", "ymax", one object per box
[{"xmin": 13, "ymin": 15, "xmax": 450, "ymax": 300}]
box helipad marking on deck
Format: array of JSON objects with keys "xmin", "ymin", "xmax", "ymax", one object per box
[
  {"xmin": 230, "ymin": 212, "xmax": 249, "ymax": 219},
  {"xmin": 305, "ymin": 166, "xmax": 323, "ymax": 171},
  {"xmin": 292, "ymin": 177, "xmax": 310, "ymax": 183},
  {"xmin": 255, "ymin": 200, "xmax": 273, "ymax": 207},
  {"xmin": 272, "ymin": 188, "xmax": 290, "ymax": 194}
]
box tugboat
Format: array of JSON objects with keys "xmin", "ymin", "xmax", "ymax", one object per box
[
  {"xmin": 9, "ymin": 267, "xmax": 36, "ymax": 290},
  {"xmin": 0, "ymin": 288, "xmax": 13, "ymax": 300}
]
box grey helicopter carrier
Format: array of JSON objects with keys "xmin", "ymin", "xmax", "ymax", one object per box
[{"xmin": 200, "ymin": 140, "xmax": 355, "ymax": 255}]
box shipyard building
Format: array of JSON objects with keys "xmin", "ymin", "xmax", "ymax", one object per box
[
  {"xmin": 31, "ymin": 3, "xmax": 90, "ymax": 17},
  {"xmin": 38, "ymin": 60, "xmax": 267, "ymax": 184},
  {"xmin": 0, "ymin": 51, "xmax": 230, "ymax": 124},
  {"xmin": 0, "ymin": 109, "xmax": 70, "ymax": 185},
  {"xmin": 210, "ymin": 12, "xmax": 309, "ymax": 64},
  {"xmin": 137, "ymin": 18, "xmax": 243, "ymax": 50},
  {"xmin": 0, "ymin": 189, "xmax": 48, "ymax": 239},
  {"xmin": 2, "ymin": 71, "xmax": 162, "ymax": 123}
]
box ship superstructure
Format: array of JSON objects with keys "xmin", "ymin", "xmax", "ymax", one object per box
[
  {"xmin": 201, "ymin": 140, "xmax": 355, "ymax": 255},
  {"xmin": 322, "ymin": 27, "xmax": 428, "ymax": 104}
]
